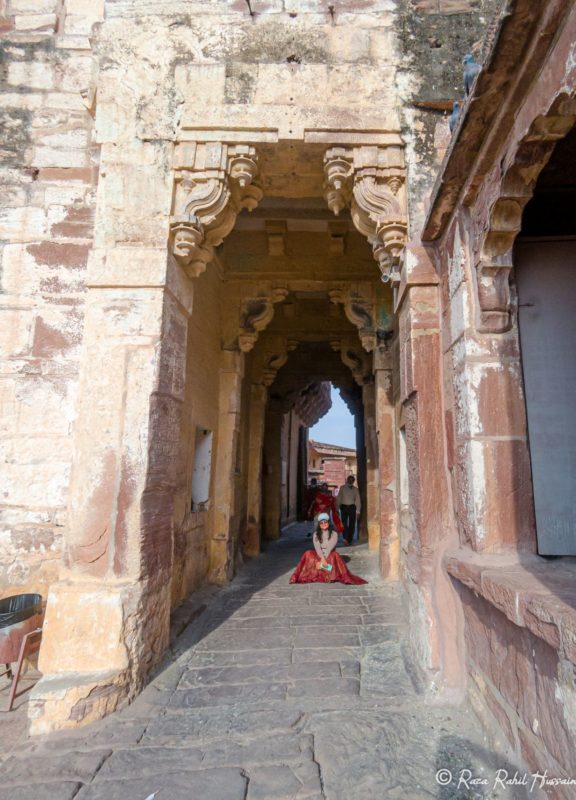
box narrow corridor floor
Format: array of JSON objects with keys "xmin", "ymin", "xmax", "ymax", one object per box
[{"xmin": 0, "ymin": 524, "xmax": 539, "ymax": 800}]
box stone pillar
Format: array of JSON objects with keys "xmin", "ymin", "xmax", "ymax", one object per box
[
  {"xmin": 31, "ymin": 248, "xmax": 193, "ymax": 733},
  {"xmin": 396, "ymin": 244, "xmax": 464, "ymax": 699},
  {"xmin": 362, "ymin": 381, "xmax": 380, "ymax": 551},
  {"xmin": 209, "ymin": 350, "xmax": 245, "ymax": 584},
  {"xmin": 243, "ymin": 382, "xmax": 268, "ymax": 557},
  {"xmin": 374, "ymin": 344, "xmax": 398, "ymax": 577},
  {"xmin": 355, "ymin": 408, "xmax": 368, "ymax": 543},
  {"xmin": 263, "ymin": 403, "xmax": 284, "ymax": 540}
]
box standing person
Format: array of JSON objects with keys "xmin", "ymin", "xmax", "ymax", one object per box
[
  {"xmin": 307, "ymin": 482, "xmax": 343, "ymax": 535},
  {"xmin": 290, "ymin": 513, "xmax": 367, "ymax": 585},
  {"xmin": 337, "ymin": 475, "xmax": 361, "ymax": 546}
]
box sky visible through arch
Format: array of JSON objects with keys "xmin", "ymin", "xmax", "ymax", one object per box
[{"xmin": 308, "ymin": 384, "xmax": 356, "ymax": 449}]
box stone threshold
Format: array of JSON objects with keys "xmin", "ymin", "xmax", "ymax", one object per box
[{"xmin": 445, "ymin": 548, "xmax": 576, "ymax": 663}]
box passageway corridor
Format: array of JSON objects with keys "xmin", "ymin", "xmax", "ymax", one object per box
[{"xmin": 0, "ymin": 526, "xmax": 535, "ymax": 799}]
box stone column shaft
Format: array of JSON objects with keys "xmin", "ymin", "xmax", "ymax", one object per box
[
  {"xmin": 397, "ymin": 244, "xmax": 463, "ymax": 699},
  {"xmin": 362, "ymin": 382, "xmax": 380, "ymax": 551},
  {"xmin": 244, "ymin": 383, "xmax": 268, "ymax": 557},
  {"xmin": 374, "ymin": 356, "xmax": 398, "ymax": 578},
  {"xmin": 263, "ymin": 405, "xmax": 284, "ymax": 540},
  {"xmin": 32, "ymin": 249, "xmax": 193, "ymax": 733},
  {"xmin": 209, "ymin": 349, "xmax": 245, "ymax": 585}
]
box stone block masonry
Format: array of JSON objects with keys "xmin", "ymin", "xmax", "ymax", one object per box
[{"xmin": 0, "ymin": 1, "xmax": 101, "ymax": 599}]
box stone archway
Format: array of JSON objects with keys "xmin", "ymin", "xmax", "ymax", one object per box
[{"xmin": 31, "ymin": 130, "xmax": 408, "ymax": 733}]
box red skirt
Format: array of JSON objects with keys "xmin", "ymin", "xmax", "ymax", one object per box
[{"xmin": 289, "ymin": 550, "xmax": 367, "ymax": 585}]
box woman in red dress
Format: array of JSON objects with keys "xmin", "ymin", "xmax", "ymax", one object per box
[
  {"xmin": 290, "ymin": 513, "xmax": 367, "ymax": 585},
  {"xmin": 307, "ymin": 483, "xmax": 343, "ymax": 534}
]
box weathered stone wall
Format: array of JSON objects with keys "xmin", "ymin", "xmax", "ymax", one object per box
[
  {"xmin": 395, "ymin": 0, "xmax": 501, "ymax": 232},
  {"xmin": 459, "ymin": 585, "xmax": 576, "ymax": 795},
  {"xmin": 0, "ymin": 1, "xmax": 102, "ymax": 598}
]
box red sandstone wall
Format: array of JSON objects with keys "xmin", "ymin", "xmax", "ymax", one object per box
[
  {"xmin": 458, "ymin": 585, "xmax": 576, "ymax": 795},
  {"xmin": 0, "ymin": 3, "xmax": 100, "ymax": 597}
]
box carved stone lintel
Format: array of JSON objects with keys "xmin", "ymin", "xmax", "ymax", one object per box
[
  {"xmin": 170, "ymin": 143, "xmax": 263, "ymax": 277},
  {"xmin": 323, "ymin": 146, "xmax": 407, "ymax": 283}
]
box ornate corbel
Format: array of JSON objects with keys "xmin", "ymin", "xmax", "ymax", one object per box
[
  {"xmin": 323, "ymin": 146, "xmax": 407, "ymax": 284},
  {"xmin": 251, "ymin": 337, "xmax": 299, "ymax": 387},
  {"xmin": 329, "ymin": 288, "xmax": 376, "ymax": 352},
  {"xmin": 238, "ymin": 287, "xmax": 290, "ymax": 353},
  {"xmin": 169, "ymin": 143, "xmax": 263, "ymax": 278},
  {"xmin": 475, "ymin": 196, "xmax": 525, "ymax": 333},
  {"xmin": 331, "ymin": 337, "xmax": 372, "ymax": 385}
]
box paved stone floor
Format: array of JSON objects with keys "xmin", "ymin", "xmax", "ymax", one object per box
[{"xmin": 0, "ymin": 525, "xmax": 540, "ymax": 799}]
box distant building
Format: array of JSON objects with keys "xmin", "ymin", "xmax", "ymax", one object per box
[{"xmin": 308, "ymin": 440, "xmax": 357, "ymax": 494}]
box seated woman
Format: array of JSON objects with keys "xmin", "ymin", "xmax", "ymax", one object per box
[{"xmin": 290, "ymin": 513, "xmax": 367, "ymax": 585}]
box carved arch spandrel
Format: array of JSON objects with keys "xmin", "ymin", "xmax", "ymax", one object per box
[
  {"xmin": 169, "ymin": 142, "xmax": 263, "ymax": 279},
  {"xmin": 475, "ymin": 96, "xmax": 576, "ymax": 333}
]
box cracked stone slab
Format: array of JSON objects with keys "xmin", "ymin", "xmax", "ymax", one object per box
[
  {"xmin": 293, "ymin": 633, "xmax": 360, "ymax": 648},
  {"xmin": 0, "ymin": 784, "xmax": 81, "ymax": 800},
  {"xmin": 247, "ymin": 761, "xmax": 322, "ymax": 799},
  {"xmin": 179, "ymin": 661, "xmax": 342, "ymax": 688},
  {"xmin": 17, "ymin": 721, "xmax": 147, "ymax": 755},
  {"xmin": 288, "ymin": 614, "xmax": 364, "ymax": 626},
  {"xmin": 168, "ymin": 681, "xmax": 288, "ymax": 709},
  {"xmin": 286, "ymin": 677, "xmax": 360, "ymax": 698},
  {"xmin": 0, "ymin": 750, "xmax": 111, "ymax": 787},
  {"xmin": 196, "ymin": 631, "xmax": 294, "ymax": 650},
  {"xmin": 77, "ymin": 769, "xmax": 248, "ymax": 800},
  {"xmin": 186, "ymin": 647, "xmax": 293, "ymax": 668},
  {"xmin": 96, "ymin": 735, "xmax": 313, "ymax": 779},
  {"xmin": 292, "ymin": 647, "xmax": 362, "ymax": 663},
  {"xmin": 360, "ymin": 642, "xmax": 418, "ymax": 700},
  {"xmin": 143, "ymin": 708, "xmax": 305, "ymax": 744}
]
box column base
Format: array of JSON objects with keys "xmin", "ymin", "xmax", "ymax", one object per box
[
  {"xmin": 29, "ymin": 669, "xmax": 131, "ymax": 735},
  {"xmin": 29, "ymin": 577, "xmax": 170, "ymax": 734}
]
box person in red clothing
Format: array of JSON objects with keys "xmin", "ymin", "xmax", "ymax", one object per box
[
  {"xmin": 307, "ymin": 482, "xmax": 343, "ymax": 534},
  {"xmin": 290, "ymin": 513, "xmax": 367, "ymax": 585},
  {"xmin": 303, "ymin": 478, "xmax": 320, "ymax": 538}
]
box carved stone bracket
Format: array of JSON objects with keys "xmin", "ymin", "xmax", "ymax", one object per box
[
  {"xmin": 238, "ymin": 287, "xmax": 290, "ymax": 353},
  {"xmin": 474, "ymin": 102, "xmax": 576, "ymax": 333},
  {"xmin": 324, "ymin": 146, "xmax": 407, "ymax": 284},
  {"xmin": 170, "ymin": 142, "xmax": 263, "ymax": 277},
  {"xmin": 329, "ymin": 288, "xmax": 376, "ymax": 352},
  {"xmin": 251, "ymin": 335, "xmax": 299, "ymax": 387},
  {"xmin": 330, "ymin": 337, "xmax": 372, "ymax": 385}
]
